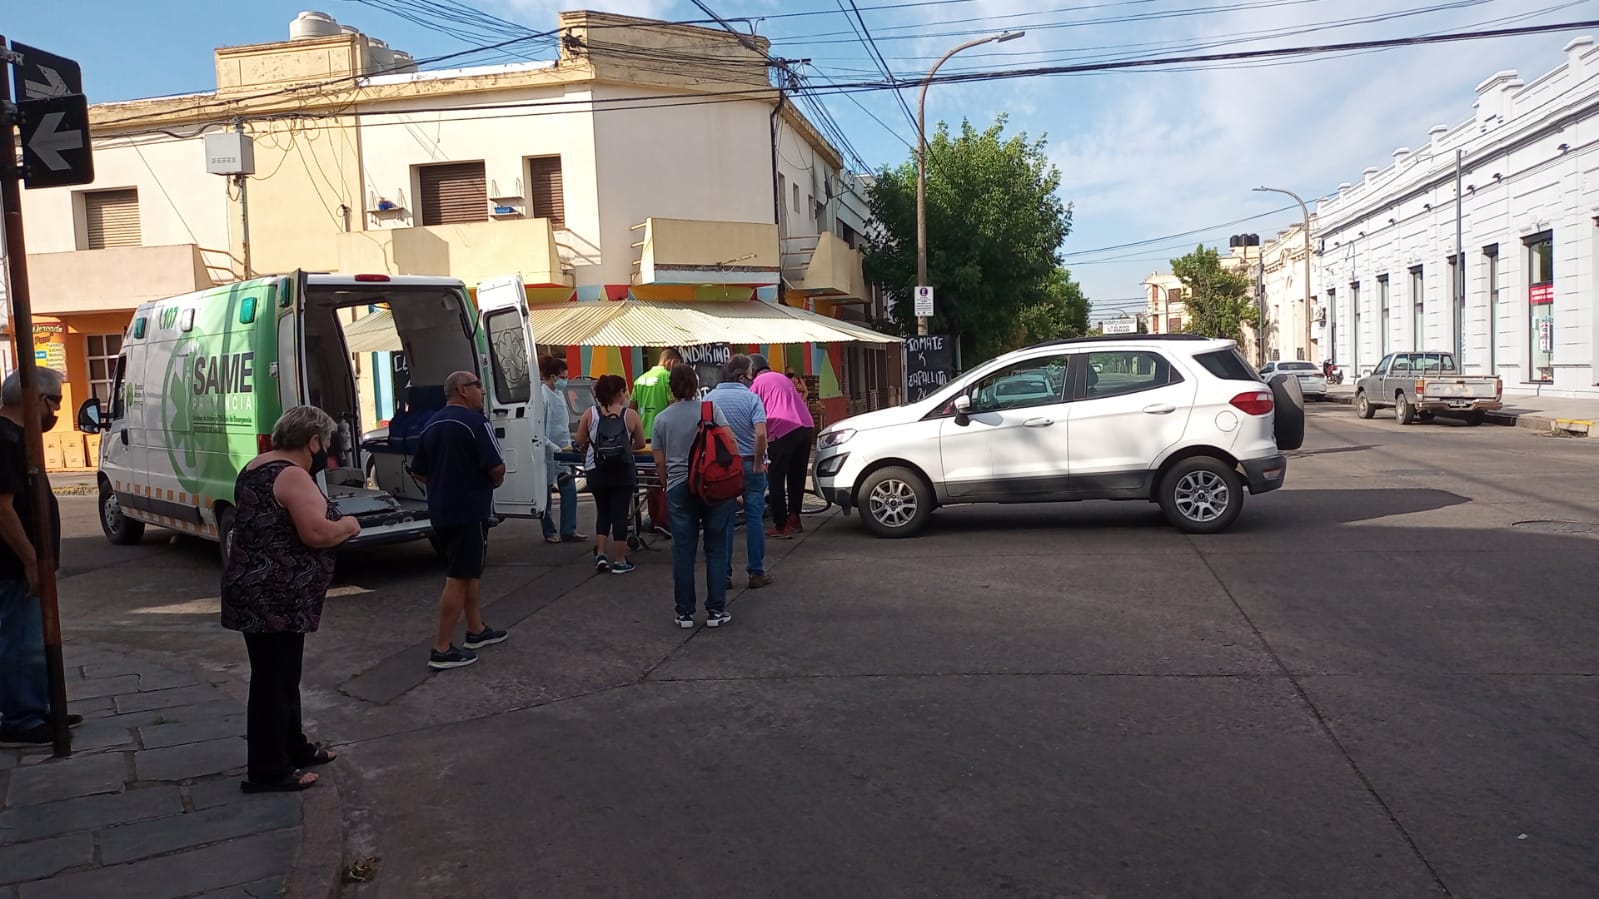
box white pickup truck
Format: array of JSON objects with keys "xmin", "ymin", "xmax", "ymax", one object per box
[{"xmin": 1354, "ymin": 351, "xmax": 1502, "ymax": 425}]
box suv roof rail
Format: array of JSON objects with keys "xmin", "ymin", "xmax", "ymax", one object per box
[{"xmin": 1032, "ymin": 333, "xmax": 1216, "ymax": 348}]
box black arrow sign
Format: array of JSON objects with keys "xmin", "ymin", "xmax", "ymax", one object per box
[
  {"xmin": 19, "ymin": 94, "xmax": 95, "ymax": 189},
  {"xmin": 11, "ymin": 41, "xmax": 83, "ymax": 101}
]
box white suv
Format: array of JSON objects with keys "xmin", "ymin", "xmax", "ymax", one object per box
[{"xmin": 814, "ymin": 336, "xmax": 1302, "ymax": 537}]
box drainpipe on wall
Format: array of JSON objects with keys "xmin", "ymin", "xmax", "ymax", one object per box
[{"xmin": 770, "ymin": 85, "xmax": 787, "ymax": 232}]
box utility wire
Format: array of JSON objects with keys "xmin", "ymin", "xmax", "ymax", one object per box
[
  {"xmin": 838, "ymin": 0, "xmax": 919, "ymax": 132},
  {"xmin": 93, "ymin": 19, "xmax": 1599, "ymax": 134}
]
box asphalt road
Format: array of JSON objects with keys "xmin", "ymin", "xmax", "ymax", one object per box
[{"xmin": 54, "ymin": 403, "xmax": 1599, "ymax": 898}]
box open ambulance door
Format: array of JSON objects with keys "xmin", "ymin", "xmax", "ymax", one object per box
[{"xmin": 475, "ymin": 274, "xmax": 548, "ymax": 519}]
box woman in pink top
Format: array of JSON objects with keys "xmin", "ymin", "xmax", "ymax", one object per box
[{"xmin": 749, "ymin": 354, "xmax": 815, "ymax": 538}]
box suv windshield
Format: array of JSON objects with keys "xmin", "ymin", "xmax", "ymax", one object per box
[{"xmin": 1194, "ymin": 348, "xmax": 1260, "ymax": 382}]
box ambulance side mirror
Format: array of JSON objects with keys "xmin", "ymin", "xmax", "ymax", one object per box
[{"xmin": 76, "ymin": 398, "xmax": 104, "ymax": 434}]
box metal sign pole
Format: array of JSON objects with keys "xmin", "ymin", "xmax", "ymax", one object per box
[{"xmin": 0, "ymin": 47, "xmax": 72, "ymax": 757}]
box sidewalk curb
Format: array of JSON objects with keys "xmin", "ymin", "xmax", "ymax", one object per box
[{"xmin": 286, "ymin": 765, "xmax": 347, "ymax": 899}]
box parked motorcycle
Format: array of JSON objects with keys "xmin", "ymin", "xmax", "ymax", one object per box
[{"xmin": 1322, "ymin": 360, "xmax": 1345, "ymax": 385}]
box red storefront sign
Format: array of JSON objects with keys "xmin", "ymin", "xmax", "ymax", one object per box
[{"xmin": 1530, "ymin": 283, "xmax": 1554, "ymax": 306}]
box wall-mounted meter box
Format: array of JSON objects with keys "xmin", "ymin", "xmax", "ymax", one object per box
[{"xmin": 204, "ymin": 132, "xmax": 256, "ymax": 176}]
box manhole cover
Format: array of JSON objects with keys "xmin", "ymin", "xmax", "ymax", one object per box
[{"xmin": 1511, "ymin": 520, "xmax": 1599, "ymax": 538}]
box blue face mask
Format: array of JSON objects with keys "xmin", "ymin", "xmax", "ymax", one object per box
[{"xmin": 554, "ymin": 378, "xmax": 568, "ymax": 390}]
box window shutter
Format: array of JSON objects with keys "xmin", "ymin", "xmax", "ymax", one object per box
[
  {"xmin": 529, "ymin": 157, "xmax": 565, "ymax": 229},
  {"xmin": 419, "ymin": 163, "xmax": 487, "ymax": 225},
  {"xmin": 86, "ymin": 190, "xmax": 141, "ymax": 249}
]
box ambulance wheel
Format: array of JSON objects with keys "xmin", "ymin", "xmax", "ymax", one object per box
[
  {"xmin": 217, "ymin": 506, "xmax": 237, "ymax": 566},
  {"xmin": 100, "ymin": 481, "xmax": 145, "ymax": 546}
]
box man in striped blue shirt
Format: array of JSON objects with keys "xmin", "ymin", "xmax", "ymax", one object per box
[{"xmin": 708, "ymin": 355, "xmax": 772, "ymax": 589}]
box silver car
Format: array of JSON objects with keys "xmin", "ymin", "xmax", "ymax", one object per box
[{"xmin": 1259, "ymin": 360, "xmax": 1327, "ymax": 399}]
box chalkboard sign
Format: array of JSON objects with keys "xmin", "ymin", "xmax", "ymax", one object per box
[{"xmin": 904, "ymin": 334, "xmax": 955, "ymax": 402}]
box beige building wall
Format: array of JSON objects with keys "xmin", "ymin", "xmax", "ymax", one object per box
[
  {"xmin": 590, "ymin": 83, "xmax": 777, "ymax": 284},
  {"xmin": 354, "ymin": 82, "xmax": 601, "ymax": 282},
  {"xmin": 236, "ymin": 115, "xmax": 365, "ymax": 276},
  {"xmin": 17, "ymin": 133, "xmax": 230, "ymax": 257}
]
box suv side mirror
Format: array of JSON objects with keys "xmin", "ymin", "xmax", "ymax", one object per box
[{"xmin": 76, "ymin": 398, "xmax": 104, "ymax": 434}]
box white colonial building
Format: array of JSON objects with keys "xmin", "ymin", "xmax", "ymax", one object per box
[{"xmin": 1315, "ymin": 36, "xmax": 1599, "ymax": 396}]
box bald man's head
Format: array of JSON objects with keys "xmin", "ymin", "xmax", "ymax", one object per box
[{"xmin": 445, "ymin": 370, "xmax": 486, "ymax": 411}]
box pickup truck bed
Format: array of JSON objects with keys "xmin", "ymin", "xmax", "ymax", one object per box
[{"xmin": 1354, "ymin": 351, "xmax": 1502, "ymax": 425}]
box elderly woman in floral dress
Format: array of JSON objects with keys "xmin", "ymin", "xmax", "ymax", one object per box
[{"xmin": 221, "ymin": 405, "xmax": 360, "ymax": 793}]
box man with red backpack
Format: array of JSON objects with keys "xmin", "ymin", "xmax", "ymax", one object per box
[{"xmin": 649, "ymin": 365, "xmax": 740, "ymax": 629}]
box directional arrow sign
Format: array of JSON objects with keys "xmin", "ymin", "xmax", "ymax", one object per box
[
  {"xmin": 19, "ymin": 94, "xmax": 95, "ymax": 189},
  {"xmin": 11, "ymin": 41, "xmax": 83, "ymax": 100}
]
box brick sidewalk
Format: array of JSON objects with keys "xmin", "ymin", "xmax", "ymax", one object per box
[{"xmin": 0, "ymin": 645, "xmax": 309, "ymax": 899}]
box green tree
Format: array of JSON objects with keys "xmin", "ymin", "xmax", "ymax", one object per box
[
  {"xmin": 1011, "ymin": 267, "xmax": 1090, "ymax": 349},
  {"xmin": 1170, "ymin": 245, "xmax": 1258, "ymax": 343},
  {"xmin": 864, "ymin": 116, "xmax": 1072, "ymax": 362}
]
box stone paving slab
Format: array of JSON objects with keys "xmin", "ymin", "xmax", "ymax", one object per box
[
  {"xmin": 0, "ymin": 645, "xmax": 315, "ymax": 899},
  {"xmin": 191, "ymin": 877, "xmax": 286, "ymax": 899},
  {"xmin": 134, "ymin": 737, "xmax": 247, "ymax": 782},
  {"xmin": 99, "ymin": 794, "xmax": 300, "ymax": 865},
  {"xmin": 0, "ymin": 785, "xmax": 182, "ymax": 843},
  {"xmin": 0, "ymin": 832, "xmax": 94, "ymax": 886},
  {"xmin": 19, "ymin": 828, "xmax": 299, "ymax": 899},
  {"xmin": 3, "ymin": 754, "xmax": 126, "ymax": 807},
  {"xmin": 113, "ymin": 684, "xmax": 227, "ymax": 715},
  {"xmin": 136, "ymin": 715, "xmax": 245, "ymax": 751},
  {"xmin": 65, "ymin": 674, "xmax": 141, "ymax": 702}
]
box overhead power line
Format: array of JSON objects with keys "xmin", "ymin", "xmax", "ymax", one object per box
[{"xmin": 93, "ymin": 18, "xmax": 1599, "ymax": 135}]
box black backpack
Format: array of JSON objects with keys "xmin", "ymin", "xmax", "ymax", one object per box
[{"xmin": 591, "ymin": 406, "xmax": 631, "ymax": 473}]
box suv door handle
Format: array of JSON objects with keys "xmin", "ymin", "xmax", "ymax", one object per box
[
  {"xmin": 1023, "ymin": 417, "xmax": 1053, "ymax": 428},
  {"xmin": 1143, "ymin": 404, "xmax": 1176, "ymax": 415}
]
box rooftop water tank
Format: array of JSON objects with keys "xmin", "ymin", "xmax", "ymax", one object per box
[{"xmin": 290, "ymin": 11, "xmax": 341, "ymax": 40}]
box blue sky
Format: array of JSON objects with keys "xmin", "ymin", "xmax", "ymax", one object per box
[{"xmin": 6, "ymin": 0, "xmax": 1593, "ymax": 317}]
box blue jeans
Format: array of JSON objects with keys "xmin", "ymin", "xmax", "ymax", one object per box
[
  {"xmin": 668, "ymin": 482, "xmax": 735, "ymax": 617},
  {"xmin": 726, "ymin": 464, "xmax": 767, "ymax": 579},
  {"xmin": 541, "ymin": 473, "xmax": 579, "ymax": 538},
  {"xmin": 0, "ymin": 579, "xmax": 49, "ymax": 732}
]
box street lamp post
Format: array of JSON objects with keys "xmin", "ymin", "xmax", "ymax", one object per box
[
  {"xmin": 916, "ymin": 30, "xmax": 1024, "ymax": 337},
  {"xmin": 1254, "ymin": 186, "xmax": 1312, "ymax": 361}
]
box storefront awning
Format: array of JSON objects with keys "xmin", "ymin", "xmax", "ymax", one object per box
[
  {"xmin": 340, "ymin": 300, "xmax": 901, "ymax": 354},
  {"xmin": 529, "ymin": 299, "xmax": 901, "ymax": 347}
]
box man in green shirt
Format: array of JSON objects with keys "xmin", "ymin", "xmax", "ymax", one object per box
[
  {"xmin": 632, "ymin": 347, "xmax": 680, "ymax": 439},
  {"xmin": 632, "ymin": 347, "xmax": 681, "ymax": 535}
]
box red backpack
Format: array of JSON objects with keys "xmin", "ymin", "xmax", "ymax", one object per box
[{"xmin": 689, "ymin": 401, "xmax": 745, "ymax": 503}]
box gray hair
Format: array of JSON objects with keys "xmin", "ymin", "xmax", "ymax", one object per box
[
  {"xmin": 725, "ymin": 354, "xmax": 753, "ymax": 380},
  {"xmin": 1, "ymin": 368, "xmax": 66, "ymax": 406},
  {"xmin": 444, "ymin": 370, "xmax": 479, "ymax": 397},
  {"xmin": 270, "ymin": 405, "xmax": 337, "ymax": 452}
]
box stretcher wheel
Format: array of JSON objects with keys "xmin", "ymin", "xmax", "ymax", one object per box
[{"xmin": 628, "ymin": 535, "xmax": 642, "ymax": 551}]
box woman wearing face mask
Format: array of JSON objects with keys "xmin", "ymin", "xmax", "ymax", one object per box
[{"xmin": 221, "ymin": 405, "xmax": 361, "ymax": 793}]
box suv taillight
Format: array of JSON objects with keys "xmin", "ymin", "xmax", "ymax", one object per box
[{"xmin": 1230, "ymin": 391, "xmax": 1274, "ymax": 416}]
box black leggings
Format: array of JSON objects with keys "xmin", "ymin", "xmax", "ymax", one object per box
[
  {"xmin": 767, "ymin": 427, "xmax": 814, "ymax": 524},
  {"xmin": 243, "ymin": 632, "xmax": 317, "ymax": 783},
  {"xmin": 590, "ymin": 483, "xmax": 632, "ymax": 541}
]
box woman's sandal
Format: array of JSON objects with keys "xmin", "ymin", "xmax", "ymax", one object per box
[
  {"xmin": 298, "ymin": 746, "xmax": 338, "ymax": 768},
  {"xmin": 240, "ymin": 770, "xmax": 318, "ymax": 793},
  {"xmin": 544, "ymin": 536, "xmax": 562, "ymax": 544}
]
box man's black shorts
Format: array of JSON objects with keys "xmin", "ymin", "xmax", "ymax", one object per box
[{"xmin": 435, "ymin": 522, "xmax": 488, "ymax": 580}]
